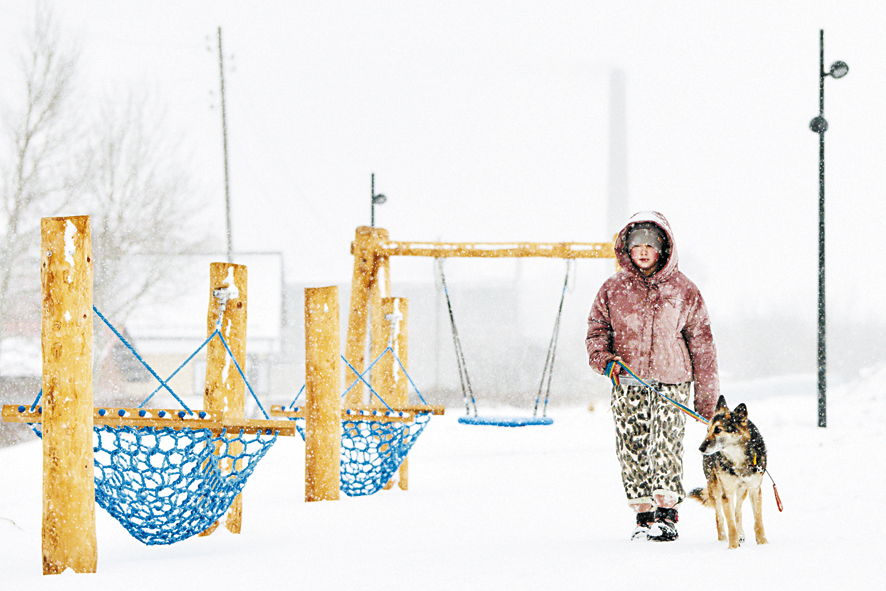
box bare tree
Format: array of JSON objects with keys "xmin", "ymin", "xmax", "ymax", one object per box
[
  {"xmin": 0, "ymin": 5, "xmax": 213, "ymax": 411},
  {"xmin": 0, "ymin": 3, "xmax": 81, "ymax": 441},
  {"xmin": 84, "ymin": 92, "xmax": 211, "ymax": 322},
  {"xmin": 0, "ymin": 4, "xmax": 80, "ymax": 339},
  {"xmin": 82, "ymin": 92, "xmax": 212, "ymax": 401}
]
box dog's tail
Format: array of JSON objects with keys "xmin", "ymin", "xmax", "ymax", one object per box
[{"xmin": 688, "ymin": 486, "xmax": 715, "ymax": 507}]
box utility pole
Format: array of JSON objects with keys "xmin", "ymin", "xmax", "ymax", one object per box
[{"xmin": 217, "ymin": 27, "xmax": 233, "ymax": 263}]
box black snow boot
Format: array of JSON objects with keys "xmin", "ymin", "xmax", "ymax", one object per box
[
  {"xmin": 631, "ymin": 511, "xmax": 655, "ymax": 541},
  {"xmin": 647, "ymin": 507, "xmax": 678, "ymax": 542}
]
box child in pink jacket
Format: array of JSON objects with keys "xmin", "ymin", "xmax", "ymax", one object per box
[{"xmin": 586, "ymin": 211, "xmax": 720, "ymax": 542}]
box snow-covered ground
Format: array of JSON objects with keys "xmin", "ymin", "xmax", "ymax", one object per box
[{"xmin": 1, "ymin": 370, "xmax": 884, "ymax": 590}]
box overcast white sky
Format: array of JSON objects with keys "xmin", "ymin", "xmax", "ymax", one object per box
[{"xmin": 1, "ymin": 1, "xmax": 884, "ymax": 328}]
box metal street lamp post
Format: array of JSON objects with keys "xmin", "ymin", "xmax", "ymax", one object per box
[
  {"xmin": 809, "ymin": 29, "xmax": 848, "ymax": 428},
  {"xmin": 371, "ymin": 173, "xmax": 386, "ymax": 227}
]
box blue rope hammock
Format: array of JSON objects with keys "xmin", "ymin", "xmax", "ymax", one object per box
[
  {"xmin": 27, "ymin": 421, "xmax": 276, "ymax": 545},
  {"xmin": 22, "ymin": 304, "xmax": 279, "ymax": 545},
  {"xmin": 284, "ymin": 346, "xmax": 437, "ymax": 496},
  {"xmin": 288, "ymin": 409, "xmax": 431, "ymax": 496}
]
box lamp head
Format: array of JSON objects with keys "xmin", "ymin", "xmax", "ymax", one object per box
[
  {"xmin": 372, "ymin": 193, "xmax": 387, "ymax": 205},
  {"xmin": 829, "ymin": 61, "xmax": 849, "ymax": 79}
]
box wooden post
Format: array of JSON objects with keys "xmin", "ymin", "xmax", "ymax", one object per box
[
  {"xmin": 200, "ymin": 263, "xmax": 247, "ymax": 535},
  {"xmin": 374, "ymin": 297, "xmax": 397, "ymax": 411},
  {"xmin": 41, "ymin": 215, "xmax": 97, "ymax": 575},
  {"xmin": 369, "ymin": 254, "xmax": 391, "ymax": 407},
  {"xmin": 304, "ymin": 286, "xmax": 341, "ymax": 502},
  {"xmin": 393, "ymin": 298, "xmax": 409, "ymax": 490},
  {"xmin": 381, "ymin": 297, "xmax": 410, "ymax": 491},
  {"xmin": 344, "ymin": 226, "xmax": 387, "ymax": 407}
]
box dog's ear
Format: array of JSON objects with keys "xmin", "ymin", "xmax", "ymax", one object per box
[
  {"xmin": 733, "ymin": 403, "xmax": 748, "ymax": 421},
  {"xmin": 716, "ymin": 395, "xmax": 728, "ymax": 412}
]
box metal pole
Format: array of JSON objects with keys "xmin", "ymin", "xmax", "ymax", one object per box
[
  {"xmin": 218, "ymin": 27, "xmax": 233, "ymax": 263},
  {"xmin": 371, "ymin": 173, "xmax": 375, "ymax": 227},
  {"xmin": 817, "ymin": 29, "xmax": 827, "ymax": 428}
]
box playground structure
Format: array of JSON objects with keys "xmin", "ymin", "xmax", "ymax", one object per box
[
  {"xmin": 0, "ymin": 216, "xmax": 440, "ymax": 574},
  {"xmin": 1, "ymin": 216, "xmax": 304, "ymax": 572},
  {"xmin": 343, "ymin": 226, "xmax": 615, "ymax": 422},
  {"xmin": 1, "ymin": 218, "xmax": 613, "ymax": 575}
]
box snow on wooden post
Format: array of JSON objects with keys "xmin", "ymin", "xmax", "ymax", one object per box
[
  {"xmin": 200, "ymin": 262, "xmax": 248, "ymax": 535},
  {"xmin": 345, "ymin": 226, "xmax": 388, "ymax": 407},
  {"xmin": 381, "ymin": 297, "xmax": 410, "ymax": 491},
  {"xmin": 304, "ymin": 286, "xmax": 341, "ymax": 502},
  {"xmin": 40, "ymin": 215, "xmax": 97, "ymax": 575}
]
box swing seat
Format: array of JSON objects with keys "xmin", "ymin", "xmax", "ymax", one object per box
[
  {"xmin": 438, "ymin": 260, "xmax": 571, "ymax": 426},
  {"xmin": 458, "ymin": 415, "xmax": 553, "ymax": 427}
]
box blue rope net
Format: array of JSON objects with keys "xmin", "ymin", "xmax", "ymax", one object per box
[
  {"xmin": 341, "ymin": 412, "xmax": 431, "ymax": 496},
  {"xmin": 21, "ymin": 305, "xmax": 280, "ymax": 545},
  {"xmin": 93, "ymin": 426, "xmax": 276, "ymax": 545},
  {"xmin": 284, "ymin": 345, "xmax": 437, "ymax": 496},
  {"xmin": 29, "ymin": 421, "xmax": 277, "ymax": 545},
  {"xmin": 290, "ymin": 411, "xmax": 431, "ymax": 496}
]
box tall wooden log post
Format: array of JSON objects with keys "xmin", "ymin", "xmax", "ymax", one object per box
[
  {"xmin": 372, "ymin": 297, "xmax": 397, "ymax": 409},
  {"xmin": 345, "ymin": 226, "xmax": 388, "ymax": 407},
  {"xmin": 200, "ymin": 263, "xmax": 248, "ymax": 536},
  {"xmin": 41, "ymin": 215, "xmax": 97, "ymax": 575},
  {"xmin": 369, "ymin": 246, "xmax": 391, "ymax": 404},
  {"xmin": 304, "ymin": 286, "xmax": 341, "ymax": 502},
  {"xmin": 380, "ymin": 297, "xmax": 409, "ymax": 491}
]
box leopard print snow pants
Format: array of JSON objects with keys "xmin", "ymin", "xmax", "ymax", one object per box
[{"xmin": 610, "ymin": 381, "xmax": 692, "ymax": 507}]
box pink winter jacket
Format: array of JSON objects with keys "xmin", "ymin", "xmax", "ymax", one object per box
[{"xmin": 586, "ymin": 211, "xmax": 719, "ymax": 419}]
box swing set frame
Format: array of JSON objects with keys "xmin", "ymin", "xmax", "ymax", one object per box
[{"xmin": 344, "ymin": 226, "xmax": 616, "ymax": 416}]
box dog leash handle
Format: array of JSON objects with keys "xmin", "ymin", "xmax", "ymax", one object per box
[
  {"xmin": 773, "ymin": 484, "xmax": 783, "ymax": 512},
  {"xmin": 763, "ymin": 469, "xmax": 784, "ymax": 512},
  {"xmin": 604, "ymin": 360, "xmax": 620, "ymax": 386}
]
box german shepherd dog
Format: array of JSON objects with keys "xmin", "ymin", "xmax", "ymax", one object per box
[{"xmin": 688, "ymin": 395, "xmax": 768, "ymax": 549}]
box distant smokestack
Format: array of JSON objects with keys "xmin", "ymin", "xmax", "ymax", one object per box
[{"xmin": 607, "ymin": 69, "xmax": 628, "ymax": 236}]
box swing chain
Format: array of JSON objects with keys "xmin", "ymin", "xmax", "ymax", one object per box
[
  {"xmin": 533, "ymin": 260, "xmax": 571, "ymax": 417},
  {"xmin": 438, "ymin": 258, "xmax": 571, "ymax": 420},
  {"xmin": 436, "ymin": 258, "xmax": 478, "ymax": 417}
]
